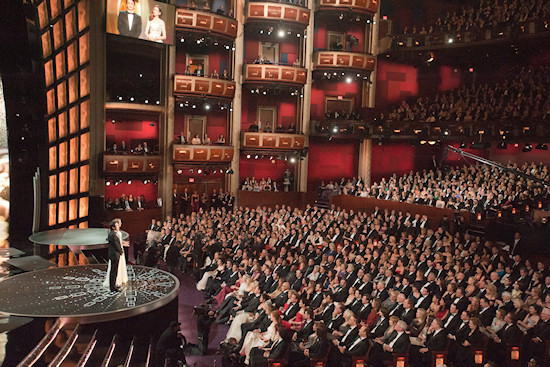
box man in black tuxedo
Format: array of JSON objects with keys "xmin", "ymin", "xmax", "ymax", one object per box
[
  {"xmin": 369, "ymin": 320, "xmax": 411, "ymax": 367},
  {"xmin": 117, "ymin": 0, "xmax": 142, "ymax": 38},
  {"xmin": 107, "ymin": 219, "xmax": 123, "ymax": 292},
  {"xmin": 249, "ymin": 326, "xmax": 288, "ymax": 367},
  {"xmin": 410, "ymin": 318, "xmax": 448, "ymax": 367}
]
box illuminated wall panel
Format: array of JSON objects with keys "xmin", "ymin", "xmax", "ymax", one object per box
[{"xmin": 38, "ymin": 0, "xmax": 91, "ymax": 229}]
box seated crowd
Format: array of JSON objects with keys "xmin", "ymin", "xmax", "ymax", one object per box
[
  {"xmin": 183, "ymin": 0, "xmax": 234, "ymax": 17},
  {"xmin": 106, "ymin": 193, "xmax": 149, "ymax": 211},
  {"xmin": 325, "ymin": 110, "xmax": 361, "ymax": 121},
  {"xmin": 248, "ymin": 121, "xmax": 297, "ymax": 133},
  {"xmin": 143, "ymin": 202, "xmax": 549, "ymax": 366},
  {"xmin": 323, "ymin": 161, "xmax": 549, "ymax": 215},
  {"xmin": 241, "ymin": 177, "xmax": 279, "ymax": 192},
  {"xmin": 379, "ymin": 65, "xmax": 550, "ymax": 123},
  {"xmin": 108, "ymin": 140, "xmax": 158, "ymax": 155},
  {"xmin": 177, "ymin": 132, "xmax": 226, "ymax": 145},
  {"xmin": 398, "ymin": 0, "xmax": 550, "ymax": 40},
  {"xmin": 184, "ymin": 65, "xmax": 231, "ymax": 80}
]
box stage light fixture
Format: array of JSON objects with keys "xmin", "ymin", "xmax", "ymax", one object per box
[
  {"xmin": 204, "ymin": 103, "xmax": 211, "ymax": 110},
  {"xmin": 290, "ymin": 157, "xmax": 296, "ymax": 163},
  {"xmin": 346, "ymin": 77, "xmax": 352, "ymax": 83},
  {"xmin": 459, "ymin": 142, "xmax": 467, "ymax": 148},
  {"xmin": 254, "ymin": 155, "xmax": 259, "ymax": 159},
  {"xmin": 278, "ymin": 29, "xmax": 285, "ymax": 38},
  {"xmin": 522, "ymin": 144, "xmax": 533, "ymax": 152},
  {"xmin": 177, "ymin": 169, "xmax": 182, "ymax": 174},
  {"xmin": 536, "ymin": 143, "xmax": 548, "ymax": 150},
  {"xmin": 145, "ymin": 100, "xmax": 149, "ymax": 104},
  {"xmin": 197, "ymin": 169, "xmax": 202, "ymax": 174},
  {"xmin": 118, "ymin": 96, "xmax": 123, "ymax": 101},
  {"xmin": 130, "ymin": 97, "xmax": 134, "ymax": 101},
  {"xmin": 332, "ymin": 126, "xmax": 338, "ymax": 133},
  {"xmin": 448, "ymin": 38, "xmax": 454, "ymax": 44},
  {"xmin": 246, "ymin": 154, "xmax": 251, "ymax": 159},
  {"xmin": 106, "ymin": 181, "xmax": 111, "ymax": 186}
]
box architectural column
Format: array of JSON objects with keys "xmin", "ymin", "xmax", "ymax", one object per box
[
  {"xmin": 88, "ymin": 0, "xmax": 106, "ymax": 196},
  {"xmin": 358, "ymin": 139, "xmax": 372, "ymax": 186},
  {"xmin": 368, "ymin": 9, "xmax": 380, "ymax": 108},
  {"xmin": 296, "ymin": 1, "xmax": 315, "ymax": 192},
  {"xmin": 228, "ymin": 0, "xmax": 245, "ymax": 195},
  {"xmin": 160, "ymin": 44, "xmax": 176, "ymax": 217}
]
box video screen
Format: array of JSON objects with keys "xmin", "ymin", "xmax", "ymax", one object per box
[{"xmin": 106, "ymin": 0, "xmax": 175, "ymax": 45}]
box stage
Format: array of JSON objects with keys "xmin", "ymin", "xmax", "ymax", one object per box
[{"xmin": 0, "ymin": 265, "xmax": 179, "ymax": 323}]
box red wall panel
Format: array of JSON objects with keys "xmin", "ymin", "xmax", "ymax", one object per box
[
  {"xmin": 239, "ymin": 157, "xmax": 291, "ymax": 182},
  {"xmin": 307, "ymin": 139, "xmax": 358, "ymax": 189},
  {"xmin": 310, "ymin": 80, "xmax": 361, "ymax": 119},
  {"xmin": 105, "ymin": 119, "xmax": 159, "ymax": 148},
  {"xmin": 438, "ymin": 66, "xmax": 462, "ymax": 92},
  {"xmin": 375, "ymin": 60, "xmax": 418, "ymax": 108}
]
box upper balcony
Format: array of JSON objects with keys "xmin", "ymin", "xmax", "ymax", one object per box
[
  {"xmin": 175, "ymin": 8, "xmax": 238, "ymax": 40},
  {"xmin": 317, "ymin": 0, "xmax": 380, "ymax": 15},
  {"xmin": 173, "ymin": 144, "xmax": 234, "ymax": 162},
  {"xmin": 246, "ymin": 2, "xmax": 311, "ymax": 28},
  {"xmin": 242, "ymin": 132, "xmax": 306, "ymax": 150},
  {"xmin": 313, "ymin": 51, "xmax": 375, "ymax": 72},
  {"xmin": 104, "ymin": 154, "xmax": 161, "ymax": 174},
  {"xmin": 243, "ymin": 64, "xmax": 307, "ymax": 86},
  {"xmin": 174, "ymin": 75, "xmax": 236, "ymax": 99}
]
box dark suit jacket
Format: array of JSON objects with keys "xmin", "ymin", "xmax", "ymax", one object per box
[
  {"xmin": 389, "ymin": 332, "xmax": 410, "ymax": 353},
  {"xmin": 345, "ymin": 337, "xmax": 370, "ymax": 356},
  {"xmin": 497, "ymin": 324, "xmax": 523, "ymax": 346},
  {"xmin": 425, "ymin": 330, "xmax": 448, "ymax": 351},
  {"xmin": 107, "ymin": 230, "xmax": 123, "ymax": 259},
  {"xmin": 117, "ymin": 11, "xmax": 142, "ymax": 38},
  {"xmin": 297, "ymin": 320, "xmax": 315, "ymax": 341},
  {"xmin": 309, "ymin": 337, "xmax": 331, "ymax": 359}
]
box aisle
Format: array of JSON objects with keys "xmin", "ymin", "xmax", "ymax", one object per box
[{"xmin": 177, "ymin": 273, "xmax": 228, "ymax": 367}]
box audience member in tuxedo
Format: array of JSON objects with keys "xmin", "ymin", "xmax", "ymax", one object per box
[
  {"xmin": 369, "ymin": 320, "xmax": 411, "ymax": 367},
  {"xmin": 330, "ymin": 325, "xmax": 371, "ymax": 367},
  {"xmin": 524, "ymin": 307, "xmax": 550, "ymax": 362},
  {"xmin": 452, "ymin": 317, "xmax": 484, "ymax": 367},
  {"xmin": 410, "ymin": 318, "xmax": 448, "ymax": 367},
  {"xmin": 248, "ymin": 325, "xmax": 288, "ymax": 367},
  {"xmin": 489, "ymin": 312, "xmax": 523, "ymax": 363},
  {"xmin": 289, "ymin": 322, "xmax": 330, "ymax": 367},
  {"xmin": 447, "ymin": 310, "xmax": 471, "ymax": 363}
]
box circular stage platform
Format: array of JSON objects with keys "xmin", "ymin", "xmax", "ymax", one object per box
[
  {"xmin": 0, "ymin": 265, "xmax": 179, "ymax": 323},
  {"xmin": 29, "ymin": 228, "xmax": 130, "ymax": 250}
]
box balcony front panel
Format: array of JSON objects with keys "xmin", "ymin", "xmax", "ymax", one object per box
[
  {"xmin": 173, "ymin": 144, "xmax": 234, "ymax": 162},
  {"xmin": 246, "ymin": 3, "xmax": 310, "ymax": 27},
  {"xmin": 242, "ymin": 132, "xmax": 305, "ymax": 150},
  {"xmin": 176, "ymin": 9, "xmax": 238, "ymax": 39},
  {"xmin": 244, "ymin": 64, "xmax": 307, "ymax": 86},
  {"xmin": 174, "ymin": 75, "xmax": 236, "ymax": 99},
  {"xmin": 104, "ymin": 155, "xmax": 161, "ymax": 174},
  {"xmin": 318, "ymin": 0, "xmax": 379, "ymax": 14},
  {"xmin": 313, "ymin": 51, "xmax": 375, "ymax": 72}
]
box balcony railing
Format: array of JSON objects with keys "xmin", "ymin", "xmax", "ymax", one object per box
[
  {"xmin": 243, "ymin": 64, "xmax": 307, "ymax": 86},
  {"xmin": 242, "ymin": 132, "xmax": 306, "ymax": 150},
  {"xmin": 246, "ymin": 2, "xmax": 311, "ymax": 27},
  {"xmin": 313, "ymin": 51, "xmax": 375, "ymax": 72},
  {"xmin": 317, "ymin": 0, "xmax": 380, "ymax": 14},
  {"xmin": 173, "ymin": 144, "xmax": 234, "ymax": 162},
  {"xmin": 175, "ymin": 8, "xmax": 238, "ymax": 39},
  {"xmin": 174, "ymin": 75, "xmax": 236, "ymax": 99},
  {"xmin": 104, "ymin": 154, "xmax": 161, "ymax": 174}
]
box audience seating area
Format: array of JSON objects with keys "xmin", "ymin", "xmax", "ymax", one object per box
[{"xmin": 142, "ymin": 188, "xmax": 550, "ymax": 366}]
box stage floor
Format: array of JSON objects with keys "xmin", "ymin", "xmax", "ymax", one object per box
[{"xmin": 0, "ymin": 265, "xmax": 179, "ymax": 323}]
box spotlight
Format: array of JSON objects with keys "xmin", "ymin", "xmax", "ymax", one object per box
[
  {"xmin": 290, "ymin": 157, "xmax": 296, "ymax": 163},
  {"xmin": 180, "ymin": 103, "xmax": 184, "ymax": 107},
  {"xmin": 447, "ymin": 38, "xmax": 453, "ymax": 44},
  {"xmin": 197, "ymin": 169, "xmax": 202, "ymax": 174},
  {"xmin": 246, "ymin": 154, "xmax": 251, "ymax": 159},
  {"xmin": 522, "ymin": 144, "xmax": 533, "ymax": 152},
  {"xmin": 145, "ymin": 99, "xmax": 149, "ymax": 104},
  {"xmin": 111, "ymin": 119, "xmax": 116, "ymax": 124},
  {"xmin": 106, "ymin": 181, "xmax": 111, "ymax": 186},
  {"xmin": 192, "ymin": 104, "xmax": 196, "ymax": 108},
  {"xmin": 278, "ymin": 29, "xmax": 285, "ymax": 38},
  {"xmin": 346, "ymin": 77, "xmax": 352, "ymax": 83},
  {"xmin": 536, "ymin": 143, "xmax": 548, "ymax": 150},
  {"xmin": 459, "ymin": 142, "xmax": 467, "ymax": 148},
  {"xmin": 332, "ymin": 126, "xmax": 338, "ymax": 133},
  {"xmin": 204, "ymin": 103, "xmax": 211, "ymax": 110},
  {"xmin": 156, "ymin": 100, "xmax": 160, "ymax": 105},
  {"xmin": 177, "ymin": 169, "xmax": 183, "ymax": 174},
  {"xmin": 139, "ymin": 73, "xmax": 143, "ymax": 78},
  {"xmin": 118, "ymin": 96, "xmax": 123, "ymax": 101},
  {"xmin": 254, "ymin": 155, "xmax": 259, "ymax": 159},
  {"xmin": 130, "ymin": 97, "xmax": 134, "ymax": 101},
  {"xmin": 127, "ymin": 180, "xmax": 132, "ymax": 184}
]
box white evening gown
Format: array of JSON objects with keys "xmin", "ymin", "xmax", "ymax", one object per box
[
  {"xmin": 226, "ymin": 312, "xmax": 253, "ymax": 342},
  {"xmin": 240, "ymin": 323, "xmax": 276, "ymax": 365},
  {"xmin": 103, "ymin": 233, "xmax": 128, "ymax": 288}
]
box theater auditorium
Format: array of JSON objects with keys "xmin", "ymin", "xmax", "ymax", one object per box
[{"xmin": 0, "ymin": 0, "xmax": 549, "ymax": 366}]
